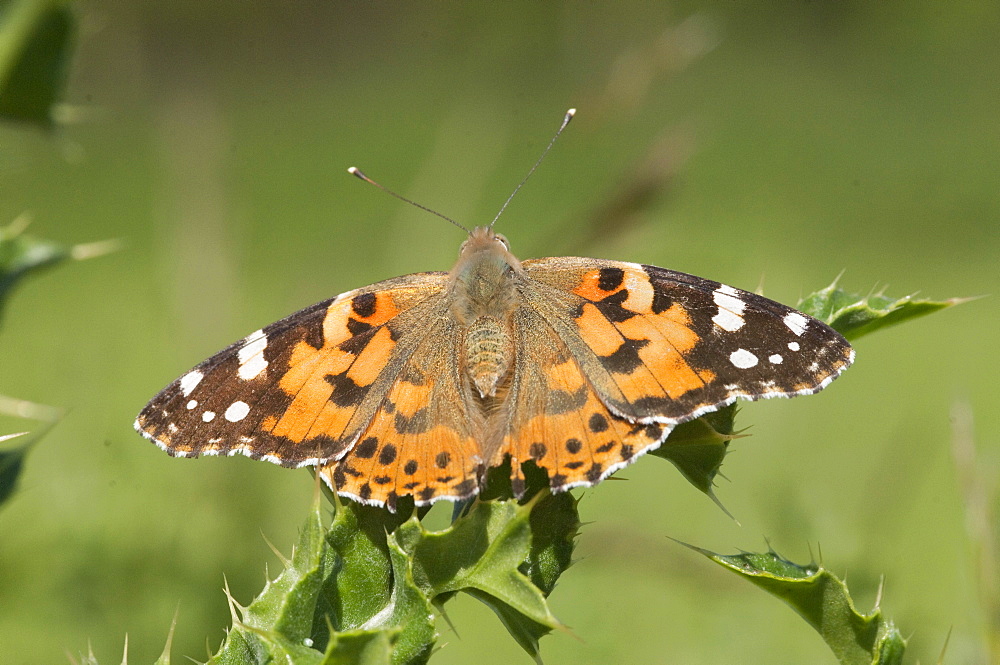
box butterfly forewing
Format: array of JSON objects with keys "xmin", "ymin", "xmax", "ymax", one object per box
[{"xmin": 135, "ymin": 273, "xmax": 448, "ymax": 467}]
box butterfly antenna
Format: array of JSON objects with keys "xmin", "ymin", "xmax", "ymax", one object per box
[
  {"xmin": 347, "ymin": 166, "xmax": 470, "ymax": 233},
  {"xmin": 489, "ymin": 108, "xmax": 576, "ymax": 229}
]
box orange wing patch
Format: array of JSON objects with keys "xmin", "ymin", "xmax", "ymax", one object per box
[
  {"xmin": 506, "ymin": 351, "xmax": 666, "ymax": 492},
  {"xmin": 570, "ymin": 266, "xmax": 715, "ymax": 409},
  {"xmin": 320, "ymin": 320, "xmax": 482, "ymax": 509},
  {"xmin": 265, "ymin": 293, "xmax": 401, "ymax": 448},
  {"xmin": 615, "ymin": 300, "xmax": 715, "ymax": 397}
]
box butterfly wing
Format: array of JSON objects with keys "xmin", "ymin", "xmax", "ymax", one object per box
[
  {"xmin": 504, "ymin": 257, "xmax": 853, "ymax": 490},
  {"xmin": 318, "ymin": 314, "xmax": 484, "ymax": 509},
  {"xmin": 499, "ymin": 302, "xmax": 669, "ymax": 493},
  {"xmin": 522, "ymin": 258, "xmax": 853, "ymax": 422},
  {"xmin": 135, "ymin": 272, "xmax": 448, "ymax": 468}
]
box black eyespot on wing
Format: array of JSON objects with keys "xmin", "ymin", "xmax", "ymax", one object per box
[
  {"xmin": 588, "ymin": 413, "xmax": 609, "ymax": 433},
  {"xmin": 593, "ymin": 289, "xmax": 636, "ymax": 323},
  {"xmin": 354, "ymin": 437, "xmax": 378, "ymax": 459},
  {"xmin": 347, "ymin": 319, "xmax": 374, "ymax": 336},
  {"xmin": 598, "ymin": 267, "xmax": 625, "ymax": 292},
  {"xmin": 378, "ymin": 443, "xmax": 397, "ymax": 465},
  {"xmin": 351, "ymin": 292, "xmax": 377, "ymax": 318}
]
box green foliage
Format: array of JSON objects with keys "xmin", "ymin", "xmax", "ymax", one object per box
[
  {"xmin": 689, "ymin": 547, "xmax": 906, "ymax": 665},
  {"xmin": 0, "ymin": 215, "xmax": 117, "ymax": 320},
  {"xmin": 651, "ymin": 402, "xmax": 740, "ymax": 501},
  {"xmin": 0, "ymin": 0, "xmax": 75, "ymax": 126},
  {"xmin": 797, "ymin": 279, "xmax": 961, "ymax": 342},
  {"xmin": 0, "ymin": 431, "xmax": 29, "ymax": 509},
  {"xmin": 202, "ymin": 485, "xmax": 578, "ymax": 665},
  {"xmin": 0, "ymin": 217, "xmax": 112, "ymax": 508}
]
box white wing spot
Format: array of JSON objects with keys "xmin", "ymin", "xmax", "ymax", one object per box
[
  {"xmin": 783, "ymin": 312, "xmax": 809, "ymax": 336},
  {"xmin": 788, "ymin": 341, "xmax": 801, "ymax": 352},
  {"xmin": 186, "ymin": 399, "xmax": 198, "ymax": 410},
  {"xmin": 237, "ymin": 329, "xmax": 269, "ymax": 380},
  {"xmin": 768, "ymin": 354, "xmax": 784, "ymax": 364},
  {"xmin": 202, "ymin": 411, "xmax": 216, "ymax": 422},
  {"xmin": 179, "ymin": 370, "xmax": 204, "ymax": 397},
  {"xmin": 712, "ymin": 309, "xmax": 744, "ymax": 332},
  {"xmin": 621, "ymin": 267, "xmax": 655, "ymax": 312},
  {"xmin": 729, "ymin": 348, "xmax": 759, "ymax": 369},
  {"xmin": 711, "ymin": 285, "xmax": 746, "ymax": 332},
  {"xmin": 225, "ymin": 401, "xmax": 250, "ymax": 422}
]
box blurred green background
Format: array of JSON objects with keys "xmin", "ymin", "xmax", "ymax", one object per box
[{"xmin": 1, "ymin": 1, "xmax": 997, "ymax": 663}]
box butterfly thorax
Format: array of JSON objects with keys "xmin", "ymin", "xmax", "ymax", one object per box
[{"xmin": 449, "ymin": 227, "xmax": 524, "ymax": 399}]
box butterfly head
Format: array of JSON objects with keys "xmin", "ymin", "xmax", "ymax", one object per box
[
  {"xmin": 450, "ymin": 226, "xmax": 523, "ymax": 321},
  {"xmin": 457, "ymin": 226, "xmax": 521, "ymax": 269}
]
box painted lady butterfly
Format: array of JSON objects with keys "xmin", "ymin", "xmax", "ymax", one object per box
[{"xmin": 135, "ymin": 111, "xmax": 853, "ymax": 510}]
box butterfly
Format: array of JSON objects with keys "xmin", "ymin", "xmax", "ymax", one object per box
[{"xmin": 135, "ymin": 112, "xmax": 854, "ymax": 510}]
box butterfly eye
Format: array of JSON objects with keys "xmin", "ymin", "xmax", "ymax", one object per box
[{"xmin": 495, "ymin": 233, "xmax": 510, "ymax": 250}]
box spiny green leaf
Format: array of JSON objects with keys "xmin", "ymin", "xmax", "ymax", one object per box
[
  {"xmin": 0, "ymin": 431, "xmax": 29, "ymax": 509},
  {"xmin": 320, "ymin": 499, "xmax": 409, "ymax": 634},
  {"xmin": 464, "ymin": 491, "xmax": 579, "ymax": 661},
  {"xmin": 322, "ymin": 629, "xmax": 397, "ymax": 665},
  {"xmin": 691, "ymin": 546, "xmax": 906, "ymax": 665},
  {"xmin": 519, "ymin": 491, "xmax": 579, "ymax": 595},
  {"xmin": 216, "ymin": 629, "xmax": 326, "ymax": 665},
  {"xmin": 797, "ymin": 280, "xmax": 961, "ymax": 341},
  {"xmin": 400, "ymin": 498, "xmax": 560, "ymax": 628},
  {"xmin": 0, "ymin": 0, "xmax": 75, "ymax": 126},
  {"xmin": 379, "ymin": 527, "xmax": 437, "ymax": 665},
  {"xmin": 0, "ymin": 216, "xmax": 118, "ymax": 320},
  {"xmin": 0, "ymin": 215, "xmax": 70, "ymax": 310},
  {"xmin": 652, "ymin": 402, "xmax": 741, "ymax": 500},
  {"xmin": 462, "ymin": 588, "xmax": 550, "ymax": 664},
  {"xmin": 213, "ymin": 491, "xmax": 331, "ymax": 663},
  {"xmin": 396, "ymin": 496, "xmax": 563, "ymax": 660},
  {"xmin": 208, "ymin": 492, "xmax": 433, "ymax": 665}
]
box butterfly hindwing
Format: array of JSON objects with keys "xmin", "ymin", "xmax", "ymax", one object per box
[
  {"xmin": 502, "ymin": 306, "xmax": 668, "ymax": 494},
  {"xmin": 319, "ymin": 314, "xmax": 483, "ymax": 508}
]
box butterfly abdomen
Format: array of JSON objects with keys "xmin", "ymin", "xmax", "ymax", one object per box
[{"xmin": 464, "ymin": 315, "xmax": 514, "ymax": 398}]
